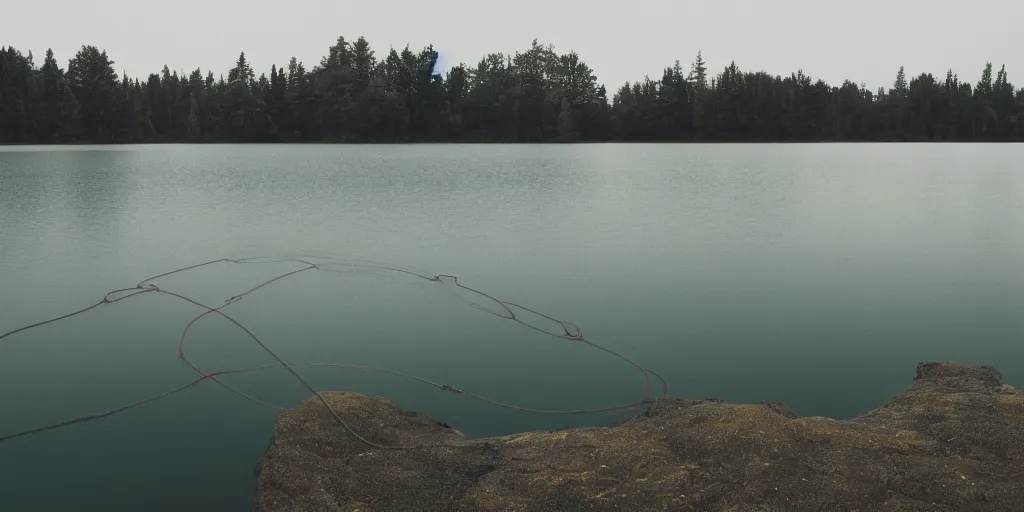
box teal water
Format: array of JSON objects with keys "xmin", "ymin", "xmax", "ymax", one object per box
[{"xmin": 1, "ymin": 143, "xmax": 1023, "ymax": 511}]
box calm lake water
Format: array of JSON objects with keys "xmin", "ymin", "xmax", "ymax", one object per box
[{"xmin": 1, "ymin": 143, "xmax": 1023, "ymax": 510}]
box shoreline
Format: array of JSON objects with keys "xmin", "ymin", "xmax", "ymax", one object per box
[
  {"xmin": 255, "ymin": 361, "xmax": 1024, "ymax": 511},
  {"xmin": 3, "ymin": 139, "xmax": 1023, "ymax": 146}
]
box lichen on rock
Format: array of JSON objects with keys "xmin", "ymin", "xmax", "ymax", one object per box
[{"xmin": 255, "ymin": 362, "xmax": 1024, "ymax": 511}]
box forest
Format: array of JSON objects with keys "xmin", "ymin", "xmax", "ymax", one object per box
[{"xmin": 1, "ymin": 37, "xmax": 1022, "ymax": 143}]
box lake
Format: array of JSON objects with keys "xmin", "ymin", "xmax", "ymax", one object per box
[{"xmin": 1, "ymin": 143, "xmax": 1022, "ymax": 511}]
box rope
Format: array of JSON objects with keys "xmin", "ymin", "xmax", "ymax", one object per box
[
  {"xmin": 0, "ymin": 365, "xmax": 280, "ymax": 443},
  {"xmin": 0, "ymin": 256, "xmax": 669, "ymax": 450}
]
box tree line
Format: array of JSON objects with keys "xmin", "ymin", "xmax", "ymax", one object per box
[{"xmin": 1, "ymin": 38, "xmax": 1022, "ymax": 144}]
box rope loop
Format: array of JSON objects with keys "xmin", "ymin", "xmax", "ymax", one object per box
[{"xmin": 0, "ymin": 256, "xmax": 669, "ymax": 448}]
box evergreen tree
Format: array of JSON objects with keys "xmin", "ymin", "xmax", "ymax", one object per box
[
  {"xmin": 65, "ymin": 45, "xmax": 119, "ymax": 141},
  {"xmin": 1, "ymin": 38, "xmax": 1022, "ymax": 143}
]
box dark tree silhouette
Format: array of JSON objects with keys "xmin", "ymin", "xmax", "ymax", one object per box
[{"xmin": 1, "ymin": 41, "xmax": 1022, "ymax": 143}]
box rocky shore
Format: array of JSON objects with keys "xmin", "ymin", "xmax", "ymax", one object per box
[{"xmin": 255, "ymin": 362, "xmax": 1023, "ymax": 511}]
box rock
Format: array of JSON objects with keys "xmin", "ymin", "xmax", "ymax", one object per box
[{"xmin": 255, "ymin": 362, "xmax": 1024, "ymax": 511}]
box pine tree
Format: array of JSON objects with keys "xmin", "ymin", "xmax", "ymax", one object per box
[
  {"xmin": 2, "ymin": 39, "xmax": 1023, "ymax": 143},
  {"xmin": 66, "ymin": 45, "xmax": 119, "ymax": 141},
  {"xmin": 689, "ymin": 50, "xmax": 709, "ymax": 139},
  {"xmin": 892, "ymin": 66, "xmax": 908, "ymax": 97}
]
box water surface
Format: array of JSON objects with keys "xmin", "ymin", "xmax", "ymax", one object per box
[{"xmin": 1, "ymin": 143, "xmax": 1022, "ymax": 511}]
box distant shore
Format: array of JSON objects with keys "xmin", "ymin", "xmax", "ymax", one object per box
[
  {"xmin": 4, "ymin": 138, "xmax": 1022, "ymax": 147},
  {"xmin": 3, "ymin": 43, "xmax": 1020, "ymax": 146}
]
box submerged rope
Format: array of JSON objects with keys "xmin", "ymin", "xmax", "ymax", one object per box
[{"xmin": 0, "ymin": 256, "xmax": 669, "ymax": 448}]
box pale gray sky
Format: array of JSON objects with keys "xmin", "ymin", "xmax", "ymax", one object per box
[{"xmin": 3, "ymin": 0, "xmax": 1021, "ymax": 93}]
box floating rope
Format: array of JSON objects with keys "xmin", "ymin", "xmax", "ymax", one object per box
[{"xmin": 0, "ymin": 256, "xmax": 668, "ymax": 449}]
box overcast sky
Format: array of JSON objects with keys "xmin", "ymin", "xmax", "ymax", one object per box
[{"xmin": 3, "ymin": 0, "xmax": 1021, "ymax": 93}]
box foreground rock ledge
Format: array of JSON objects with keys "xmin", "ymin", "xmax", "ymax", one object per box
[{"xmin": 255, "ymin": 363, "xmax": 1023, "ymax": 511}]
